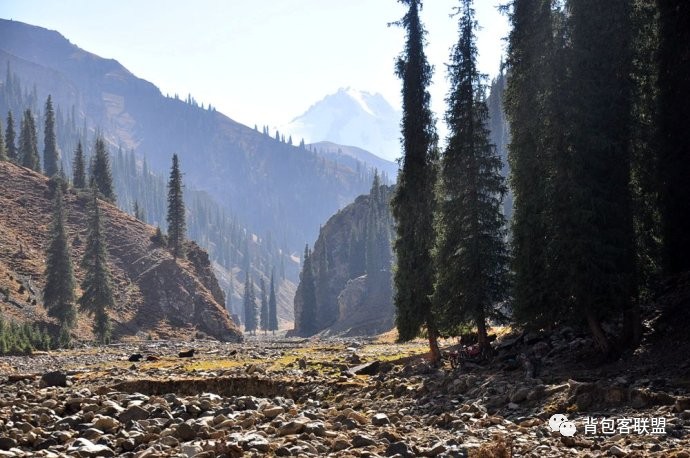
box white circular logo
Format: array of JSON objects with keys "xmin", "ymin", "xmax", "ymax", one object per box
[
  {"xmin": 559, "ymin": 421, "xmax": 577, "ymax": 437},
  {"xmin": 548, "ymin": 414, "xmax": 568, "ymax": 433}
]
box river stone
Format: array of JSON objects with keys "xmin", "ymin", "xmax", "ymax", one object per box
[
  {"xmin": 181, "ymin": 444, "xmax": 203, "ymax": 457},
  {"xmin": 0, "ymin": 438, "xmax": 17, "ymax": 450},
  {"xmin": 67, "ymin": 438, "xmax": 116, "ymax": 457},
  {"xmin": 386, "ymin": 441, "xmax": 415, "ymax": 457},
  {"xmin": 119, "ymin": 405, "xmax": 150, "ymax": 423},
  {"xmin": 352, "ymin": 434, "xmax": 376, "ymax": 447},
  {"xmin": 175, "ymin": 422, "xmax": 196, "ymax": 441},
  {"xmin": 40, "ymin": 371, "xmax": 67, "ymax": 388},
  {"xmin": 372, "ymin": 413, "xmax": 390, "ymax": 426},
  {"xmin": 278, "ymin": 420, "xmax": 306, "ymax": 436},
  {"xmin": 262, "ymin": 405, "xmax": 284, "ymax": 419}
]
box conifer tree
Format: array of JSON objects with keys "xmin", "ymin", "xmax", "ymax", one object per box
[
  {"xmin": 550, "ymin": 0, "xmax": 637, "ymax": 352},
  {"xmin": 268, "ymin": 271, "xmax": 278, "ymax": 334},
  {"xmin": 90, "ymin": 137, "xmax": 116, "ymax": 202},
  {"xmin": 432, "ymin": 0, "xmax": 509, "ymax": 349},
  {"xmin": 133, "ymin": 200, "xmax": 145, "ymax": 221},
  {"xmin": 78, "ymin": 191, "xmax": 115, "ymax": 344},
  {"xmin": 43, "ymin": 186, "xmax": 77, "ymax": 333},
  {"xmin": 243, "ymin": 272, "xmax": 258, "ymax": 335},
  {"xmin": 629, "ymin": 0, "xmax": 662, "ymax": 301},
  {"xmin": 19, "ymin": 109, "xmax": 40, "ymax": 172},
  {"xmin": 260, "ymin": 277, "xmax": 269, "ymax": 334},
  {"xmin": 390, "ymin": 0, "xmax": 441, "ymax": 363},
  {"xmin": 300, "ymin": 244, "xmax": 317, "ymax": 336},
  {"xmin": 72, "ymin": 141, "xmax": 86, "ymax": 188},
  {"xmin": 657, "ymin": 0, "xmax": 690, "ymax": 275},
  {"xmin": 5, "ymin": 112, "xmax": 17, "ymax": 163},
  {"xmin": 504, "ymin": 0, "xmax": 560, "ymax": 329},
  {"xmin": 0, "ymin": 119, "xmax": 6, "ymax": 161},
  {"xmin": 167, "ymin": 154, "xmax": 186, "ymax": 260},
  {"xmin": 43, "ymin": 95, "xmax": 59, "ymax": 177}
]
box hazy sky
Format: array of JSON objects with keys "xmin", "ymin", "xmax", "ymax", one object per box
[{"xmin": 2, "ymin": 0, "xmax": 509, "ymax": 133}]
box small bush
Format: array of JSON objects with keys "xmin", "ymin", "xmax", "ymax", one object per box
[{"xmin": 151, "ymin": 226, "xmax": 168, "ymax": 247}]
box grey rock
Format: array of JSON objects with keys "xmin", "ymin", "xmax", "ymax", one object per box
[
  {"xmin": 386, "ymin": 441, "xmax": 414, "ymax": 457},
  {"xmin": 609, "ymin": 445, "xmax": 627, "ymax": 457},
  {"xmin": 372, "ymin": 413, "xmax": 390, "ymax": 426},
  {"xmin": 262, "ymin": 405, "xmax": 284, "ymax": 419},
  {"xmin": 181, "ymin": 444, "xmax": 203, "ymax": 457},
  {"xmin": 175, "ymin": 422, "xmax": 196, "ymax": 441},
  {"xmin": 119, "ymin": 405, "xmax": 150, "ymax": 423},
  {"xmin": 352, "ymin": 434, "xmax": 376, "ymax": 447},
  {"xmin": 40, "ymin": 371, "xmax": 67, "ymax": 388},
  {"xmin": 278, "ymin": 420, "xmax": 306, "ymax": 436},
  {"xmin": 0, "ymin": 438, "xmax": 17, "ymax": 450},
  {"xmin": 67, "ymin": 438, "xmax": 116, "ymax": 457}
]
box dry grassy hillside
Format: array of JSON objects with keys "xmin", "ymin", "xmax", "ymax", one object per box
[{"xmin": 0, "ymin": 161, "xmax": 241, "ymax": 342}]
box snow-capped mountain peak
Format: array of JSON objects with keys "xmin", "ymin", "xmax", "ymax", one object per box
[{"xmin": 284, "ymin": 88, "xmax": 402, "ymax": 162}]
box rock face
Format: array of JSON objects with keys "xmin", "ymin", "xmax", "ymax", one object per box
[
  {"xmin": 0, "ymin": 161, "xmax": 242, "ymax": 342},
  {"xmin": 291, "ymin": 184, "xmax": 394, "ymax": 337}
]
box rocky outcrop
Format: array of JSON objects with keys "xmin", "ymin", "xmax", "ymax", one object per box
[
  {"xmin": 0, "ymin": 161, "xmax": 241, "ymax": 341},
  {"xmin": 291, "ymin": 184, "xmax": 394, "ymax": 336},
  {"xmin": 328, "ymin": 271, "xmax": 393, "ymax": 336}
]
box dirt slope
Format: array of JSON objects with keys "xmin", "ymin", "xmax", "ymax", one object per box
[{"xmin": 0, "ymin": 161, "xmax": 241, "ymax": 342}]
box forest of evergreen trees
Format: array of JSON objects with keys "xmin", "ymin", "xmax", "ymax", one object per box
[{"xmin": 390, "ymin": 0, "xmax": 690, "ymax": 362}]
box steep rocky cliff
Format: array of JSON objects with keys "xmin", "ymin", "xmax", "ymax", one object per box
[
  {"xmin": 291, "ymin": 182, "xmax": 394, "ymax": 336},
  {"xmin": 0, "ymin": 161, "xmax": 242, "ymax": 342}
]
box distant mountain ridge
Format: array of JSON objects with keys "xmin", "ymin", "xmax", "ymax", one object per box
[
  {"xmin": 308, "ymin": 141, "xmax": 398, "ymax": 182},
  {"xmin": 285, "ymin": 88, "xmax": 402, "ymax": 162},
  {"xmin": 0, "ymin": 19, "xmax": 373, "ymax": 253}
]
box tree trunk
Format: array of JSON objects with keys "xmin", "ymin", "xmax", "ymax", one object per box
[
  {"xmin": 585, "ymin": 309, "xmax": 611, "ymax": 354},
  {"xmin": 621, "ymin": 301, "xmax": 642, "ymax": 348},
  {"xmin": 427, "ymin": 324, "xmax": 442, "ymax": 366},
  {"xmin": 476, "ymin": 314, "xmax": 489, "ymax": 350}
]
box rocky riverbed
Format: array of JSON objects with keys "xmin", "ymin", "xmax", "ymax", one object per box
[{"xmin": 0, "ymin": 335, "xmax": 689, "ymax": 457}]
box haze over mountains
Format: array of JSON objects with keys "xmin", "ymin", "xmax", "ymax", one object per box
[
  {"xmin": 0, "ymin": 19, "xmax": 376, "ymax": 253},
  {"xmin": 0, "ymin": 19, "xmax": 401, "ymax": 327}
]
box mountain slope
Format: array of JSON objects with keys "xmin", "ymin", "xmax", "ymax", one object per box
[
  {"xmin": 309, "ymin": 141, "xmax": 399, "ymax": 182},
  {"xmin": 285, "ymin": 88, "xmax": 402, "ymax": 162},
  {"xmin": 0, "ymin": 161, "xmax": 241, "ymax": 342},
  {"xmin": 0, "ymin": 19, "xmax": 371, "ymax": 251}
]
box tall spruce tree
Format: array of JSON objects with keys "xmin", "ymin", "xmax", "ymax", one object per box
[
  {"xmin": 630, "ymin": 0, "xmax": 662, "ymax": 300},
  {"xmin": 133, "ymin": 200, "xmax": 145, "ymax": 221},
  {"xmin": 78, "ymin": 191, "xmax": 115, "ymax": 344},
  {"xmin": 504, "ymin": 0, "xmax": 560, "ymax": 329},
  {"xmin": 243, "ymin": 272, "xmax": 258, "ymax": 335},
  {"xmin": 72, "ymin": 141, "xmax": 86, "ymax": 188},
  {"xmin": 43, "ymin": 186, "xmax": 77, "ymax": 333},
  {"xmin": 390, "ymin": 0, "xmax": 441, "ymax": 363},
  {"xmin": 43, "ymin": 95, "xmax": 59, "ymax": 177},
  {"xmin": 90, "ymin": 136, "xmax": 116, "ymax": 202},
  {"xmin": 268, "ymin": 271, "xmax": 278, "ymax": 334},
  {"xmin": 5, "ymin": 111, "xmax": 17, "ymax": 163},
  {"xmin": 0, "ymin": 118, "xmax": 6, "ymax": 161},
  {"xmin": 567, "ymin": 0, "xmax": 638, "ymax": 351},
  {"xmin": 300, "ymin": 244, "xmax": 317, "ymax": 336},
  {"xmin": 166, "ymin": 154, "xmax": 186, "ymax": 259},
  {"xmin": 19, "ymin": 109, "xmax": 40, "ymax": 172},
  {"xmin": 260, "ymin": 277, "xmax": 269, "ymax": 334},
  {"xmin": 432, "ymin": 0, "xmax": 509, "ymax": 349},
  {"xmin": 657, "ymin": 0, "xmax": 690, "ymax": 275}
]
